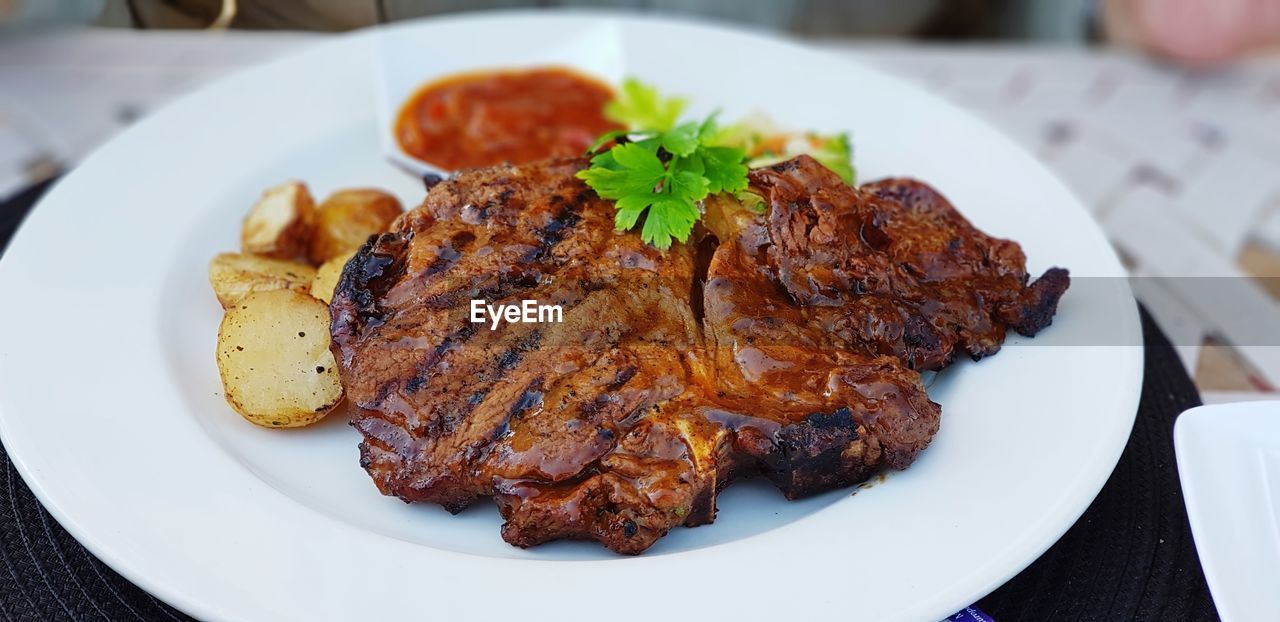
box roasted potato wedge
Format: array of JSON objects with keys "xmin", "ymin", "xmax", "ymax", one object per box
[
  {"xmin": 242, "ymin": 181, "xmax": 315, "ymax": 259},
  {"xmin": 217, "ymin": 289, "xmax": 343, "ymax": 428},
  {"xmin": 208, "ymin": 252, "xmax": 317, "ymax": 309},
  {"xmin": 310, "ymin": 249, "xmax": 356, "ymax": 305},
  {"xmin": 307, "ymin": 189, "xmax": 402, "ymax": 264}
]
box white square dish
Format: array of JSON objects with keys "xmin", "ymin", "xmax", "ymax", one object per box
[{"xmin": 1175, "ymin": 401, "xmax": 1280, "ymax": 621}]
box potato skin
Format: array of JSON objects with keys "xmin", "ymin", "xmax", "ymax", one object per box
[
  {"xmin": 307, "ymin": 189, "xmax": 402, "ymax": 265},
  {"xmin": 310, "ymin": 250, "xmax": 356, "ymax": 305},
  {"xmin": 242, "ymin": 181, "xmax": 315, "ymax": 259},
  {"xmin": 208, "ymin": 252, "xmax": 317, "ymax": 309},
  {"xmin": 216, "ymin": 289, "xmax": 343, "ymax": 428}
]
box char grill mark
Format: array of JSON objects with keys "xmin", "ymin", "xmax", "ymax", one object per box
[
  {"xmin": 763, "ymin": 408, "xmax": 875, "ymax": 498},
  {"xmin": 403, "ymin": 324, "xmax": 477, "ymax": 394},
  {"xmin": 526, "ymin": 198, "xmax": 582, "ymax": 263},
  {"xmin": 490, "ymin": 377, "xmax": 545, "ymax": 443},
  {"xmin": 422, "ymin": 231, "xmax": 474, "ymax": 277},
  {"xmin": 331, "ymin": 232, "xmax": 410, "ymax": 338},
  {"xmin": 1005, "ymin": 266, "xmax": 1070, "ymax": 336},
  {"xmin": 331, "ymin": 155, "xmax": 1067, "ymax": 554}
]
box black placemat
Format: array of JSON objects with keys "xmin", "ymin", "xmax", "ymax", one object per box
[
  {"xmin": 0, "ymin": 183, "xmax": 1215, "ymax": 621},
  {"xmin": 978, "ymin": 304, "xmax": 1217, "ymax": 621}
]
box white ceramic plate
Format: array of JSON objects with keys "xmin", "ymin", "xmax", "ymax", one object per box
[
  {"xmin": 0, "ymin": 12, "xmax": 1142, "ymax": 622},
  {"xmin": 1175, "ymin": 401, "xmax": 1280, "ymax": 621}
]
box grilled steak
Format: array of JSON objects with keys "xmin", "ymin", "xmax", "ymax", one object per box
[
  {"xmin": 747, "ymin": 156, "xmax": 1071, "ymax": 371},
  {"xmin": 330, "ymin": 155, "xmax": 1068, "ymax": 554}
]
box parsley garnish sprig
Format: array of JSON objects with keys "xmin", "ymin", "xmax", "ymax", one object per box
[{"xmin": 577, "ymin": 80, "xmax": 748, "ymax": 250}]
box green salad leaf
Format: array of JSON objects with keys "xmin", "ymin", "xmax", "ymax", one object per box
[
  {"xmin": 808, "ymin": 132, "xmax": 855, "ymax": 185},
  {"xmin": 604, "ymin": 79, "xmax": 687, "ymax": 132},
  {"xmin": 713, "ymin": 115, "xmax": 857, "ymax": 185}
]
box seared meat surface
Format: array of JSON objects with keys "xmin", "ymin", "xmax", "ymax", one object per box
[
  {"xmin": 748, "ymin": 156, "xmax": 1069, "ymax": 370},
  {"xmin": 330, "ymin": 155, "xmax": 1067, "ymax": 554}
]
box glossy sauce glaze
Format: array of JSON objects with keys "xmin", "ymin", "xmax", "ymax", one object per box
[
  {"xmin": 330, "ymin": 156, "xmax": 1066, "ymax": 554},
  {"xmin": 394, "ymin": 67, "xmax": 621, "ymax": 171}
]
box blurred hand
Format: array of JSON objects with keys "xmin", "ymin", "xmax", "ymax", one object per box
[{"xmin": 1105, "ymin": 0, "xmax": 1280, "ymax": 65}]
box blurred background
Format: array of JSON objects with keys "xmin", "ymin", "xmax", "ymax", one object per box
[{"xmin": 2, "ymin": 0, "xmax": 1279, "ymax": 403}]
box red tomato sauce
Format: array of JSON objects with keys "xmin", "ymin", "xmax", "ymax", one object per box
[{"xmin": 395, "ymin": 67, "xmax": 621, "ymax": 171}]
